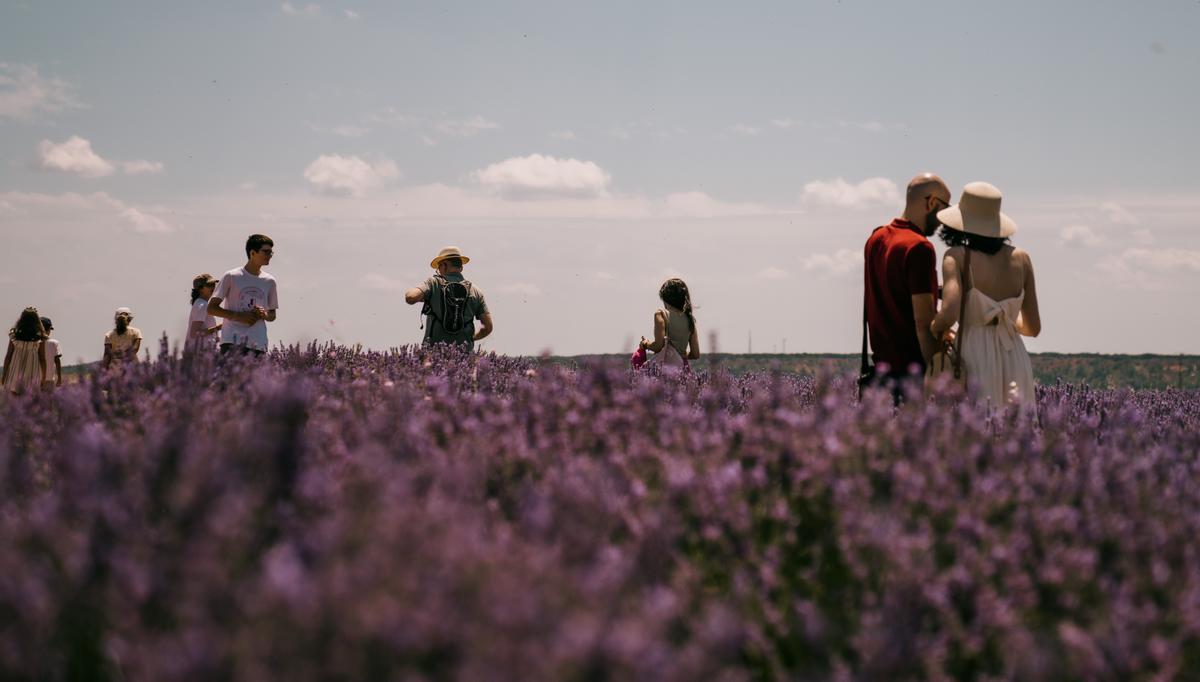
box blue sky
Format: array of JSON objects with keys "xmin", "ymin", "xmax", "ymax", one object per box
[{"xmin": 2, "ymin": 1, "xmax": 1199, "ymax": 361}]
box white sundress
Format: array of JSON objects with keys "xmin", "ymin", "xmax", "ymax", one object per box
[{"xmin": 958, "ymin": 289, "xmax": 1035, "ymax": 407}]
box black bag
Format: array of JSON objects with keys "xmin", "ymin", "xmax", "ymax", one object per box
[{"xmin": 421, "ymin": 275, "xmax": 473, "ymax": 338}]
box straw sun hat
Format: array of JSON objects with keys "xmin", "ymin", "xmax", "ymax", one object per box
[
  {"xmin": 430, "ymin": 246, "xmax": 470, "ymax": 269},
  {"xmin": 936, "ymin": 181, "xmax": 1018, "ymax": 238}
]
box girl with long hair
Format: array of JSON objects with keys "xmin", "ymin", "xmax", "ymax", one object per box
[
  {"xmin": 2, "ymin": 307, "xmax": 48, "ymax": 393},
  {"xmin": 638, "ymin": 278, "xmax": 701, "ymax": 367}
]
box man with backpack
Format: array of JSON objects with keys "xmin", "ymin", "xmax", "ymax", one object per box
[{"xmin": 404, "ymin": 246, "xmax": 493, "ymax": 350}]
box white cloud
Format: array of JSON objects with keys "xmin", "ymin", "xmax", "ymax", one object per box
[
  {"xmin": 359, "ymin": 272, "xmax": 409, "ymax": 292},
  {"xmin": 755, "ymin": 266, "xmax": 791, "ymax": 280},
  {"xmin": 803, "ymin": 249, "xmax": 862, "ymax": 277},
  {"xmin": 0, "ymin": 190, "xmax": 174, "ymax": 233},
  {"xmin": 120, "ymin": 206, "xmax": 172, "ymax": 233},
  {"xmin": 121, "ymin": 159, "xmax": 164, "ymax": 175},
  {"xmin": 800, "ymin": 177, "xmax": 900, "ymax": 210},
  {"xmin": 38, "ymin": 136, "xmax": 116, "ymax": 177},
  {"xmin": 549, "ymin": 130, "xmax": 577, "ymax": 141},
  {"xmin": 771, "ymin": 118, "xmax": 808, "ymax": 130},
  {"xmin": 594, "ymin": 271, "xmax": 615, "ymax": 281},
  {"xmin": 304, "ymin": 154, "xmax": 399, "ymax": 197},
  {"xmin": 1132, "ymin": 228, "xmax": 1155, "ymax": 245},
  {"xmin": 0, "ymin": 62, "xmax": 83, "ymax": 121},
  {"xmin": 344, "ymin": 9, "xmax": 360, "ymax": 19},
  {"xmin": 1099, "ymin": 201, "xmax": 1138, "ymax": 225},
  {"xmin": 731, "ymin": 123, "xmax": 761, "ymax": 136},
  {"xmin": 836, "ymin": 120, "xmax": 887, "ymax": 133},
  {"xmin": 473, "ymin": 154, "xmax": 612, "ymax": 199},
  {"xmin": 1059, "ymin": 224, "xmax": 1107, "ymax": 248},
  {"xmin": 281, "ymin": 2, "xmax": 320, "ymax": 16},
  {"xmin": 331, "ymin": 124, "xmax": 368, "ymax": 137},
  {"xmin": 37, "ymin": 136, "xmax": 163, "ymax": 177},
  {"xmin": 499, "ymin": 283, "xmax": 542, "ymax": 296},
  {"xmin": 434, "ymin": 115, "xmax": 500, "ymax": 137},
  {"xmin": 1098, "ymin": 248, "xmax": 1200, "ymax": 289},
  {"xmin": 661, "ymin": 191, "xmax": 768, "ymax": 218}
]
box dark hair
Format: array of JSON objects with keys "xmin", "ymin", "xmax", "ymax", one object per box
[
  {"xmin": 659, "ymin": 278, "xmax": 696, "ymax": 332},
  {"xmin": 245, "ymin": 234, "xmax": 274, "ymax": 257},
  {"xmin": 40, "ymin": 316, "xmax": 53, "ymax": 334},
  {"xmin": 938, "ymin": 226, "xmax": 1010, "ymax": 255},
  {"xmin": 442, "ymin": 257, "xmax": 463, "ymax": 269},
  {"xmin": 10, "ymin": 307, "xmax": 46, "ymax": 342}
]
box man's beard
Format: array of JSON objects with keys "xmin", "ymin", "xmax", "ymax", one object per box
[
  {"xmin": 115, "ymin": 319, "xmax": 128, "ymax": 334},
  {"xmin": 923, "ymin": 212, "xmax": 941, "ymax": 236}
]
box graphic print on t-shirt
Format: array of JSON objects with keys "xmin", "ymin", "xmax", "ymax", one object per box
[{"xmin": 236, "ymin": 285, "xmax": 267, "ymax": 313}]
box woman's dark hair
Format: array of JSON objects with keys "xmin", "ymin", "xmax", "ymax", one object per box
[
  {"xmin": 245, "ymin": 233, "xmax": 274, "ymax": 257},
  {"xmin": 938, "ymin": 226, "xmax": 1010, "ymax": 255},
  {"xmin": 10, "ymin": 307, "xmax": 46, "ymax": 342},
  {"xmin": 659, "ymin": 278, "xmax": 696, "ymax": 332},
  {"xmin": 190, "ymin": 286, "xmax": 202, "ymax": 304}
]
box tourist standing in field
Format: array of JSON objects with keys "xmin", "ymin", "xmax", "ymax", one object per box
[
  {"xmin": 208, "ymin": 234, "xmax": 279, "ymax": 356},
  {"xmin": 103, "ymin": 307, "xmax": 142, "ymax": 368},
  {"xmin": 862, "ymin": 173, "xmax": 950, "ymax": 400},
  {"xmin": 2, "ymin": 308, "xmax": 47, "ymax": 394},
  {"xmin": 931, "ymin": 182, "xmax": 1039, "ymax": 406},
  {"xmin": 187, "ymin": 273, "xmax": 222, "ymax": 347},
  {"xmin": 638, "ymin": 278, "xmax": 700, "ymax": 367},
  {"xmin": 40, "ymin": 316, "xmax": 62, "ymax": 389},
  {"xmin": 405, "ymin": 246, "xmax": 493, "ymax": 350}
]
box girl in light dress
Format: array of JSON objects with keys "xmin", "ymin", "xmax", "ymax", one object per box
[
  {"xmin": 2, "ymin": 307, "xmax": 48, "ymax": 394},
  {"xmin": 931, "ymin": 182, "xmax": 1041, "ymax": 407},
  {"xmin": 103, "ymin": 307, "xmax": 143, "ymax": 368},
  {"xmin": 638, "ymin": 278, "xmax": 701, "ymax": 368}
]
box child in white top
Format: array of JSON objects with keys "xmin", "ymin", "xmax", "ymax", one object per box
[
  {"xmin": 40, "ymin": 316, "xmax": 62, "ymax": 388},
  {"xmin": 188, "ymin": 273, "xmax": 222, "ymax": 347}
]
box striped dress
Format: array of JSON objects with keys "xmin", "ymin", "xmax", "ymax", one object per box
[{"xmin": 4, "ymin": 338, "xmax": 45, "ymax": 393}]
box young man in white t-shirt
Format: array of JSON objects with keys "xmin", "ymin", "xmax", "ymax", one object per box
[
  {"xmin": 40, "ymin": 316, "xmax": 62, "ymax": 388},
  {"xmin": 208, "ymin": 234, "xmax": 279, "ymax": 356}
]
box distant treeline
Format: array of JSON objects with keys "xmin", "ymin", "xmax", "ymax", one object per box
[{"xmin": 561, "ymin": 353, "xmax": 1200, "ymax": 390}]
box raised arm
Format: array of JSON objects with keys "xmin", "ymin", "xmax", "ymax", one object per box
[
  {"xmin": 1016, "ymin": 249, "xmax": 1041, "ymax": 337},
  {"xmin": 404, "ymin": 287, "xmax": 425, "ymax": 305},
  {"xmin": 640, "ymin": 311, "xmax": 668, "ymax": 353},
  {"xmin": 931, "ymin": 249, "xmax": 963, "ymax": 338}
]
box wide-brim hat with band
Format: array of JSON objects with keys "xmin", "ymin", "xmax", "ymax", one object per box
[
  {"xmin": 937, "ymin": 181, "xmax": 1018, "ymax": 238},
  {"xmin": 430, "ymin": 246, "xmax": 470, "ymax": 269}
]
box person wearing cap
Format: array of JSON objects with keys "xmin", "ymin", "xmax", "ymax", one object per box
[
  {"xmin": 103, "ymin": 307, "xmax": 142, "ymax": 368},
  {"xmin": 188, "ymin": 273, "xmax": 222, "ymax": 346},
  {"xmin": 208, "ymin": 234, "xmax": 278, "ymax": 356},
  {"xmin": 863, "ymin": 173, "xmax": 951, "ymax": 402},
  {"xmin": 40, "ymin": 316, "xmax": 62, "ymax": 388},
  {"xmin": 931, "ymin": 182, "xmax": 1040, "ymax": 406},
  {"xmin": 404, "ymin": 246, "xmax": 493, "ymax": 349}
]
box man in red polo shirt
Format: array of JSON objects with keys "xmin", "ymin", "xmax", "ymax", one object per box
[{"xmin": 863, "ymin": 173, "xmax": 951, "ymax": 398}]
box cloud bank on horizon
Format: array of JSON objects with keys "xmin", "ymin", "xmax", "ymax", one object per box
[{"xmin": 1, "ymin": 1, "xmax": 1198, "ymax": 361}]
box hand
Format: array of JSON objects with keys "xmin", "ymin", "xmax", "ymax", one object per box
[
  {"xmin": 252, "ymin": 305, "xmax": 268, "ymax": 320},
  {"xmin": 237, "ymin": 311, "xmax": 259, "ymax": 325},
  {"xmin": 639, "ymin": 336, "xmax": 649, "ymax": 350}
]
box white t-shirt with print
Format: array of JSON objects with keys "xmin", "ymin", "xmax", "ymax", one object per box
[
  {"xmin": 213, "ymin": 267, "xmax": 278, "ymax": 351},
  {"xmin": 189, "ymin": 298, "xmax": 217, "ymax": 337}
]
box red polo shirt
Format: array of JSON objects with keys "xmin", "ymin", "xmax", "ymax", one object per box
[{"xmin": 864, "ymin": 218, "xmax": 938, "ymax": 374}]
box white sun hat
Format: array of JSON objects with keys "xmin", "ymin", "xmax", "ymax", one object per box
[{"xmin": 936, "ymin": 181, "xmax": 1018, "ymax": 238}]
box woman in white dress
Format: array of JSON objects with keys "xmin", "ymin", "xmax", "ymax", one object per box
[
  {"xmin": 639, "ymin": 278, "xmax": 701, "ymax": 368},
  {"xmin": 931, "ymin": 182, "xmax": 1041, "ymax": 406}
]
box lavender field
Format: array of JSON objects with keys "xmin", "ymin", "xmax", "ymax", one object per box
[{"xmin": 3, "ymin": 343, "xmax": 1200, "ymax": 681}]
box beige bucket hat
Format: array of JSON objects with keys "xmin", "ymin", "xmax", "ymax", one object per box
[
  {"xmin": 430, "ymin": 246, "xmax": 470, "ymax": 269},
  {"xmin": 937, "ymin": 181, "xmax": 1018, "ymax": 238}
]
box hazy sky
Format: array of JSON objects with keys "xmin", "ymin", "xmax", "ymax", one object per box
[{"xmin": 2, "ymin": 0, "xmax": 1198, "ymax": 362}]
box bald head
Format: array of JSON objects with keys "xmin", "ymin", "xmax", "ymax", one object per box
[
  {"xmin": 905, "ymin": 173, "xmax": 949, "ymax": 207},
  {"xmin": 903, "ymin": 173, "xmax": 951, "ymax": 236}
]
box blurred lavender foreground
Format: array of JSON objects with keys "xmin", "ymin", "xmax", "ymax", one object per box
[{"xmin": 2, "ymin": 341, "xmax": 1200, "ymax": 680}]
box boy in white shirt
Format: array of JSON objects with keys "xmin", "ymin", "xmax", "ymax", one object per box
[
  {"xmin": 40, "ymin": 316, "xmax": 62, "ymax": 388},
  {"xmin": 208, "ymin": 234, "xmax": 278, "ymax": 356}
]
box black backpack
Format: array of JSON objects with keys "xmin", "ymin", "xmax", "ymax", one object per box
[{"xmin": 421, "ymin": 275, "xmax": 473, "ymax": 336}]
